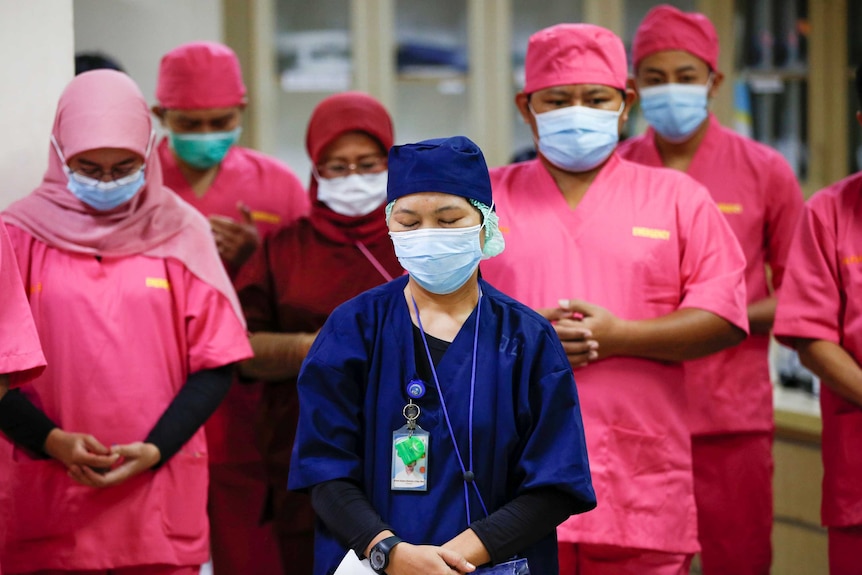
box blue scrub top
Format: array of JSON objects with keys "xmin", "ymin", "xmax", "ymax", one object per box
[{"xmin": 289, "ymin": 276, "xmax": 595, "ymax": 574}]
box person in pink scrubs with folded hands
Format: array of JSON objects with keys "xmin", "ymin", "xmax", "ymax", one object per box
[
  {"xmin": 0, "ymin": 69, "xmax": 252, "ymax": 575},
  {"xmin": 773, "ymin": 63, "xmax": 862, "ymax": 575},
  {"xmin": 0, "ymin": 220, "xmax": 47, "ymax": 575},
  {"xmin": 480, "ymin": 23, "xmax": 749, "ymax": 574},
  {"xmin": 152, "ymin": 41, "xmax": 308, "ymax": 575},
  {"xmin": 618, "ymin": 6, "xmax": 804, "ymax": 574}
]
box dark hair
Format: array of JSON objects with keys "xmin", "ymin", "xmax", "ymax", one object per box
[
  {"xmin": 75, "ymin": 52, "xmax": 125, "ymax": 76},
  {"xmin": 856, "ymin": 63, "xmax": 862, "ymax": 110}
]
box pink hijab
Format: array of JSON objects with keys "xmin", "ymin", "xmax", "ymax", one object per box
[{"xmin": 3, "ymin": 70, "xmax": 244, "ymax": 324}]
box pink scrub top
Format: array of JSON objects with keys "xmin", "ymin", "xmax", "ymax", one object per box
[
  {"xmin": 773, "ymin": 172, "xmax": 862, "ymax": 527},
  {"xmin": 159, "ymin": 139, "xmax": 308, "ymax": 466},
  {"xmin": 481, "ymin": 154, "xmax": 748, "ymax": 553},
  {"xmin": 0, "ymin": 222, "xmax": 46, "ymax": 574},
  {"xmin": 0, "ymin": 225, "xmax": 253, "ymax": 572},
  {"xmin": 619, "ymin": 115, "xmax": 804, "ymax": 434}
]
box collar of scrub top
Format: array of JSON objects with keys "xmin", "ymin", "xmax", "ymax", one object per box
[{"xmin": 411, "ymin": 287, "xmax": 489, "ymax": 525}]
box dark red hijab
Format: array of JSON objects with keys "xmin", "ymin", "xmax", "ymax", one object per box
[{"xmin": 305, "ymin": 92, "xmax": 394, "ymax": 244}]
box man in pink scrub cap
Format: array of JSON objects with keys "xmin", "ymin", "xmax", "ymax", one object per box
[
  {"xmin": 480, "ymin": 23, "xmax": 749, "ymax": 574},
  {"xmin": 773, "ymin": 64, "xmax": 862, "ymax": 575},
  {"xmin": 618, "ymin": 6, "xmax": 804, "ymax": 574},
  {"xmin": 0, "ymin": 221, "xmax": 47, "ymax": 575},
  {"xmin": 153, "ymin": 41, "xmax": 308, "ymax": 575},
  {"xmin": 0, "ymin": 70, "xmax": 252, "ymax": 575}
]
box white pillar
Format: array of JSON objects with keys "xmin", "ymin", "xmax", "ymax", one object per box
[{"xmin": 0, "ymin": 0, "xmax": 75, "ymax": 208}]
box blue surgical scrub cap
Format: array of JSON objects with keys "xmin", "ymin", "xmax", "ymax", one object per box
[{"xmin": 386, "ymin": 135, "xmax": 493, "ymax": 206}]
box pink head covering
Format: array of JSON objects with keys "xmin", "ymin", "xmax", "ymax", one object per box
[
  {"xmin": 523, "ymin": 23, "xmax": 627, "ymax": 93},
  {"xmin": 632, "ymin": 4, "xmax": 719, "ymax": 71},
  {"xmin": 3, "ymin": 70, "xmax": 244, "ymax": 324},
  {"xmin": 156, "ymin": 41, "xmax": 247, "ymax": 109}
]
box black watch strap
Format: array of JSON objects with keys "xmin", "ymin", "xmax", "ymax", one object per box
[{"xmin": 369, "ymin": 535, "xmax": 403, "ymax": 573}]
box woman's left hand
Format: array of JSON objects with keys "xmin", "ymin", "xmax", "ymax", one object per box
[{"xmin": 68, "ymin": 442, "xmax": 161, "ymax": 488}]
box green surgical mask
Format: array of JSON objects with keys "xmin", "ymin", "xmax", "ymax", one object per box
[{"xmin": 168, "ymin": 127, "xmax": 242, "ymax": 169}]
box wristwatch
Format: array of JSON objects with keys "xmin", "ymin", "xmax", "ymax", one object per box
[{"xmin": 369, "ymin": 535, "xmax": 403, "ymax": 574}]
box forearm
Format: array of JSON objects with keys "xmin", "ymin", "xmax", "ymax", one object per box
[
  {"xmin": 747, "ymin": 296, "xmax": 777, "ymax": 335},
  {"xmin": 443, "ymin": 529, "xmax": 490, "ymax": 567},
  {"xmin": 796, "ymin": 339, "xmax": 862, "ymax": 408},
  {"xmin": 460, "ymin": 487, "xmax": 587, "ymax": 565},
  {"xmin": 0, "ymin": 388, "xmax": 57, "ymax": 456},
  {"xmin": 145, "ymin": 364, "xmax": 233, "ymax": 467},
  {"xmin": 614, "ymin": 308, "xmax": 745, "ymax": 362},
  {"xmin": 240, "ymin": 332, "xmax": 316, "ymax": 381},
  {"xmin": 311, "ymin": 479, "xmax": 392, "ymax": 556}
]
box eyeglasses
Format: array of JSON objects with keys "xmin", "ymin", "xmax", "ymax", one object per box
[
  {"xmin": 70, "ymin": 164, "xmax": 143, "ymax": 182},
  {"xmin": 316, "ymin": 155, "xmax": 387, "ymax": 179}
]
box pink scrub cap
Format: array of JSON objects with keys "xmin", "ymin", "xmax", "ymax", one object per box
[
  {"xmin": 523, "ymin": 23, "xmax": 628, "ymax": 93},
  {"xmin": 156, "ymin": 41, "xmax": 247, "ymax": 109},
  {"xmin": 632, "ymin": 4, "xmax": 720, "ymax": 71}
]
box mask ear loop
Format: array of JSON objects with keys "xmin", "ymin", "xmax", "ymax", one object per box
[
  {"xmin": 311, "ymin": 164, "xmax": 325, "ymax": 182},
  {"xmin": 141, "ymin": 130, "xmax": 156, "ymax": 169},
  {"xmin": 50, "ymin": 135, "xmax": 68, "ymax": 166}
]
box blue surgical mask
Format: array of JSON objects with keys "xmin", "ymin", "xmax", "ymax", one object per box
[
  {"xmin": 64, "ymin": 167, "xmax": 146, "ymax": 211},
  {"xmin": 533, "ymin": 102, "xmax": 624, "ymax": 173},
  {"xmin": 389, "ymin": 224, "xmax": 484, "ymax": 295},
  {"xmin": 51, "ymin": 134, "xmax": 150, "ymax": 211},
  {"xmin": 638, "ymin": 83, "xmax": 710, "ymax": 143},
  {"xmin": 168, "ymin": 127, "xmax": 242, "ymax": 169}
]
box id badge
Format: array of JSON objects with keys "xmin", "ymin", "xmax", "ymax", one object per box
[
  {"xmin": 476, "ymin": 558, "xmax": 530, "ymax": 574},
  {"xmin": 391, "ymin": 424, "xmax": 429, "ymax": 491}
]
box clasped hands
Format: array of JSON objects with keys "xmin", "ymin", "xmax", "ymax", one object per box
[
  {"xmin": 538, "ymin": 298, "xmax": 626, "ymax": 368},
  {"xmin": 43, "ymin": 428, "xmax": 161, "ymax": 488},
  {"xmin": 384, "ymin": 542, "xmax": 476, "ymax": 575}
]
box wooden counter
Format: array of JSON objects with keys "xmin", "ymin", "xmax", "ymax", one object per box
[{"xmin": 772, "ymin": 386, "xmax": 827, "ymax": 574}]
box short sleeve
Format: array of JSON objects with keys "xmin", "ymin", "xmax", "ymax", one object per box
[
  {"xmin": 774, "ymin": 200, "xmax": 842, "ymax": 346},
  {"xmin": 763, "ymin": 158, "xmax": 805, "ymax": 290},
  {"xmin": 180, "ymin": 267, "xmax": 253, "ymax": 373},
  {"xmin": 288, "ymin": 314, "xmax": 368, "ymax": 491},
  {"xmin": 0, "ymin": 222, "xmax": 45, "ymax": 384},
  {"xmin": 514, "ymin": 332, "xmax": 596, "ymax": 506},
  {"xmin": 677, "ymin": 185, "xmax": 749, "ymax": 332}
]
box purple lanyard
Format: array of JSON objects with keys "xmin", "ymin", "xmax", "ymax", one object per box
[
  {"xmin": 356, "ymin": 241, "xmax": 394, "ymax": 282},
  {"xmin": 411, "ymin": 289, "xmax": 488, "ymax": 525}
]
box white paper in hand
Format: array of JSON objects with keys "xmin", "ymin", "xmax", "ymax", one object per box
[{"xmin": 333, "ymin": 550, "xmax": 376, "ymax": 575}]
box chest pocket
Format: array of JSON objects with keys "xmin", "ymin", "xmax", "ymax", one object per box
[{"xmin": 628, "ymin": 226, "xmax": 681, "ymax": 310}]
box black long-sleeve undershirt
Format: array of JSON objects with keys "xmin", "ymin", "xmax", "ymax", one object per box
[
  {"xmin": 0, "ymin": 365, "xmax": 233, "ymax": 467},
  {"xmin": 311, "ymin": 478, "xmax": 587, "ymax": 565},
  {"xmin": 145, "ymin": 364, "xmax": 233, "ymax": 467}
]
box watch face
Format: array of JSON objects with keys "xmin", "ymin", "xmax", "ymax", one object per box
[{"xmin": 370, "ymin": 548, "xmax": 386, "ymax": 570}]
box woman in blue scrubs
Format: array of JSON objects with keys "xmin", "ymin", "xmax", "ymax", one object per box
[{"xmin": 288, "ymin": 136, "xmax": 596, "ymax": 575}]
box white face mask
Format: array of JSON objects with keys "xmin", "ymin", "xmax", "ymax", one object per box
[{"xmin": 316, "ymin": 171, "xmax": 389, "ymax": 217}]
